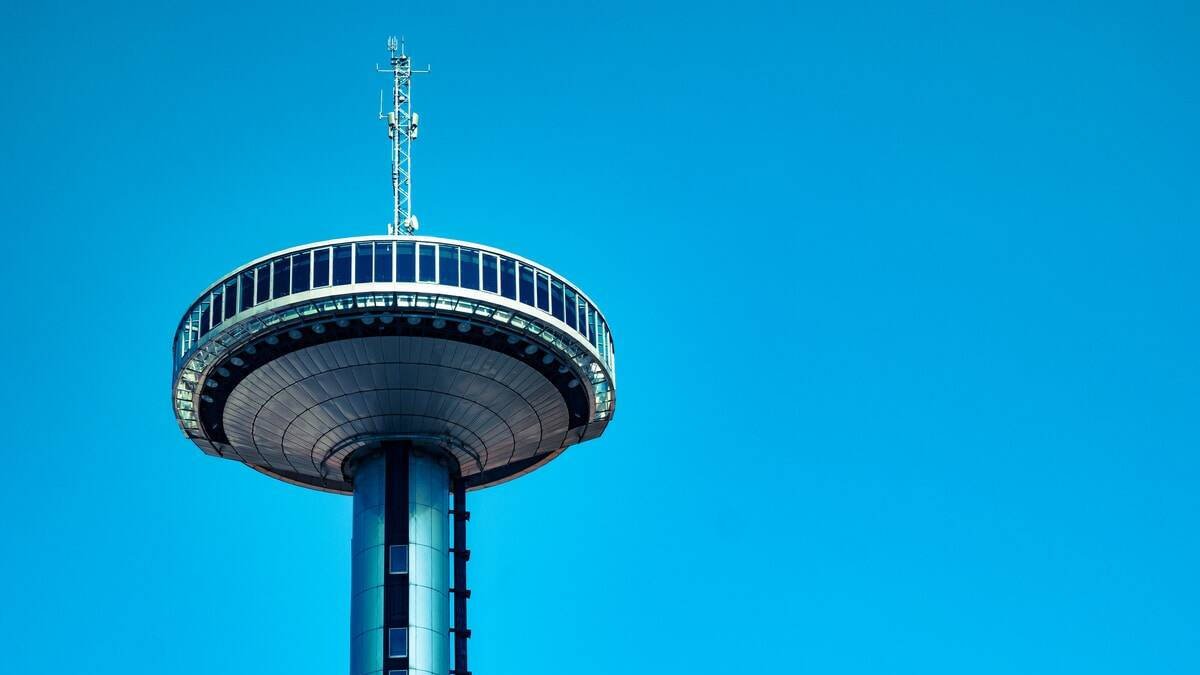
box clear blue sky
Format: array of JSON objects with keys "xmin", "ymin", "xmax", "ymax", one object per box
[{"xmin": 1, "ymin": 2, "xmax": 1197, "ymax": 673}]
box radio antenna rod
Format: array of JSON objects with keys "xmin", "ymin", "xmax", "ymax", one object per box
[{"xmin": 377, "ymin": 36, "xmax": 430, "ymax": 235}]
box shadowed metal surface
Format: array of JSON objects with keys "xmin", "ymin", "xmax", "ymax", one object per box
[{"xmin": 221, "ymin": 336, "xmax": 570, "ymax": 489}]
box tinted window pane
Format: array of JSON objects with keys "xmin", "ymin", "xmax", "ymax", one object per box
[
  {"xmin": 439, "ymin": 246, "xmax": 458, "ymax": 286},
  {"xmin": 388, "ymin": 545, "xmax": 408, "ymax": 574},
  {"xmin": 564, "ymin": 288, "xmax": 578, "ymax": 330},
  {"xmin": 211, "ymin": 289, "xmax": 224, "ymax": 325},
  {"xmin": 388, "ymin": 628, "xmax": 407, "ymax": 658},
  {"xmin": 588, "ymin": 304, "xmax": 599, "ymax": 347},
  {"xmin": 535, "ymin": 272, "xmax": 550, "ymax": 311},
  {"xmin": 292, "ymin": 253, "xmax": 310, "ymax": 293},
  {"xmin": 355, "ymin": 243, "xmax": 373, "ymax": 283},
  {"xmin": 255, "ymin": 264, "xmax": 270, "ymax": 304},
  {"xmin": 199, "ymin": 302, "xmax": 212, "ymax": 336},
  {"xmin": 551, "ymin": 279, "xmax": 565, "ymax": 320},
  {"xmin": 397, "ymin": 242, "xmax": 415, "ymax": 281},
  {"xmin": 482, "ymin": 254, "xmax": 499, "ymax": 293},
  {"xmin": 332, "ymin": 245, "xmax": 352, "ymax": 285},
  {"xmin": 500, "ymin": 258, "xmax": 516, "ymax": 299},
  {"xmin": 272, "ymin": 257, "xmax": 290, "ymax": 299},
  {"xmin": 224, "ymin": 279, "xmax": 238, "ymax": 318},
  {"xmin": 418, "ymin": 244, "xmax": 436, "ymax": 282},
  {"xmin": 577, "ymin": 295, "xmax": 588, "ymax": 337},
  {"xmin": 375, "ymin": 242, "xmax": 393, "ymax": 282},
  {"xmin": 460, "ymin": 249, "xmax": 479, "ymax": 289},
  {"xmin": 313, "ymin": 248, "xmax": 331, "ymax": 287},
  {"xmin": 519, "ymin": 264, "xmax": 535, "ymax": 306},
  {"xmin": 240, "ymin": 270, "xmax": 256, "ymax": 311}
]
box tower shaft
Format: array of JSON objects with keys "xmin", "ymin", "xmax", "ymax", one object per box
[{"xmin": 351, "ymin": 445, "xmax": 451, "ymax": 675}]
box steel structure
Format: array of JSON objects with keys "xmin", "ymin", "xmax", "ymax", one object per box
[
  {"xmin": 378, "ymin": 36, "xmax": 429, "ymax": 235},
  {"xmin": 171, "ymin": 41, "xmax": 615, "ymax": 675}
]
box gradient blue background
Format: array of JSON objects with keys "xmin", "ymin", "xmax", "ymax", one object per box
[{"xmin": 1, "ymin": 2, "xmax": 1197, "ymax": 673}]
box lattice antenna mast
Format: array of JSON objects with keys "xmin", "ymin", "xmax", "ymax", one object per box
[{"xmin": 378, "ymin": 37, "xmax": 430, "ymax": 235}]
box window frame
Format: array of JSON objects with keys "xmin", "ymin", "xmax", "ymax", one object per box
[
  {"xmin": 291, "ymin": 251, "xmax": 311, "ymax": 293},
  {"xmin": 459, "ymin": 248, "xmax": 480, "ymax": 290},
  {"xmin": 313, "ymin": 247, "xmax": 331, "ymax": 288},
  {"xmin": 255, "ymin": 264, "xmax": 270, "ymax": 304},
  {"xmin": 375, "ymin": 241, "xmax": 394, "ymax": 282},
  {"xmin": 355, "ymin": 242, "xmax": 374, "ymax": 284},
  {"xmin": 481, "ymin": 253, "xmax": 499, "ymax": 293},
  {"xmin": 396, "ymin": 241, "xmax": 416, "ymax": 282},
  {"xmin": 272, "ymin": 256, "xmax": 291, "ymax": 300},
  {"xmin": 417, "ymin": 244, "xmax": 437, "ymax": 282},
  {"xmin": 518, "ymin": 264, "xmax": 536, "ymax": 307},
  {"xmin": 500, "ymin": 258, "xmax": 517, "ymax": 299},
  {"xmin": 332, "ymin": 244, "xmax": 353, "ymax": 286},
  {"xmin": 439, "ymin": 245, "xmax": 459, "ymax": 286},
  {"xmin": 223, "ymin": 278, "xmax": 238, "ymax": 319},
  {"xmin": 388, "ymin": 628, "xmax": 408, "ymax": 659}
]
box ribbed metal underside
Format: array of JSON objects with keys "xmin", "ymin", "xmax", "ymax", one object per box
[{"xmin": 220, "ymin": 336, "xmax": 573, "ymax": 491}]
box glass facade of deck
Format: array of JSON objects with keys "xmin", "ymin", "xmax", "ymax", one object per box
[{"xmin": 176, "ymin": 239, "xmax": 614, "ymax": 373}]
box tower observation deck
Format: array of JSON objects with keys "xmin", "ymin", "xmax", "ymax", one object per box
[{"xmin": 170, "ymin": 40, "xmax": 615, "ymax": 675}]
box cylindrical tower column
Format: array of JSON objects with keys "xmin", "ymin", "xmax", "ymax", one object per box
[{"xmin": 350, "ymin": 445, "xmax": 450, "ymax": 675}]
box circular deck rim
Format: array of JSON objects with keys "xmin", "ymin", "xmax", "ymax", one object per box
[
  {"xmin": 172, "ymin": 236, "xmax": 617, "ymax": 494},
  {"xmin": 174, "ymin": 234, "xmax": 614, "ymax": 368}
]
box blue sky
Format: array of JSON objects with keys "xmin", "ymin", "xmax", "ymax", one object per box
[{"xmin": 1, "ymin": 1, "xmax": 1197, "ymax": 673}]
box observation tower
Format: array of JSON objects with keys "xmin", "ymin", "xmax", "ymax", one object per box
[{"xmin": 170, "ymin": 39, "xmax": 616, "ymax": 675}]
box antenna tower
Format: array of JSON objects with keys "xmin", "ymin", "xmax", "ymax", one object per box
[{"xmin": 379, "ymin": 37, "xmax": 430, "ymax": 235}]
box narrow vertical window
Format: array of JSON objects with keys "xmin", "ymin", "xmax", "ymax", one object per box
[
  {"xmin": 587, "ymin": 304, "xmax": 599, "ymax": 347},
  {"xmin": 605, "ymin": 325, "xmax": 615, "ymax": 367},
  {"xmin": 332, "ymin": 245, "xmax": 352, "ymax": 285},
  {"xmin": 224, "ymin": 279, "xmax": 238, "ymax": 318},
  {"xmin": 519, "ymin": 264, "xmax": 535, "ymax": 307},
  {"xmin": 199, "ymin": 301, "xmax": 212, "ymax": 337},
  {"xmin": 313, "ymin": 248, "xmax": 331, "ymax": 287},
  {"xmin": 551, "ymin": 279, "xmax": 565, "ymax": 321},
  {"xmin": 388, "ymin": 628, "xmax": 408, "ymax": 658},
  {"xmin": 397, "ymin": 242, "xmax": 415, "ymax": 281},
  {"xmin": 211, "ymin": 289, "xmax": 224, "ymax": 326},
  {"xmin": 375, "ymin": 242, "xmax": 393, "ymax": 282},
  {"xmin": 272, "ymin": 257, "xmax": 290, "ymax": 299},
  {"xmin": 439, "ymin": 246, "xmax": 459, "ymax": 286},
  {"xmin": 388, "ymin": 545, "xmax": 408, "ymax": 574},
  {"xmin": 240, "ymin": 270, "xmax": 256, "ymax": 311},
  {"xmin": 600, "ymin": 322, "xmax": 610, "ymax": 363},
  {"xmin": 577, "ymin": 295, "xmax": 588, "ymax": 338},
  {"xmin": 418, "ymin": 244, "xmax": 436, "ymax": 282},
  {"xmin": 500, "ymin": 258, "xmax": 517, "ymax": 299},
  {"xmin": 460, "ymin": 249, "xmax": 480, "ymax": 289},
  {"xmin": 564, "ymin": 288, "xmax": 578, "ymax": 330},
  {"xmin": 292, "ymin": 252, "xmax": 310, "ymax": 293},
  {"xmin": 535, "ymin": 272, "xmax": 550, "ymax": 311},
  {"xmin": 356, "ymin": 242, "xmax": 373, "ymax": 283},
  {"xmin": 255, "ymin": 264, "xmax": 270, "ymax": 304},
  {"xmin": 482, "ymin": 253, "xmax": 499, "ymax": 293}
]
